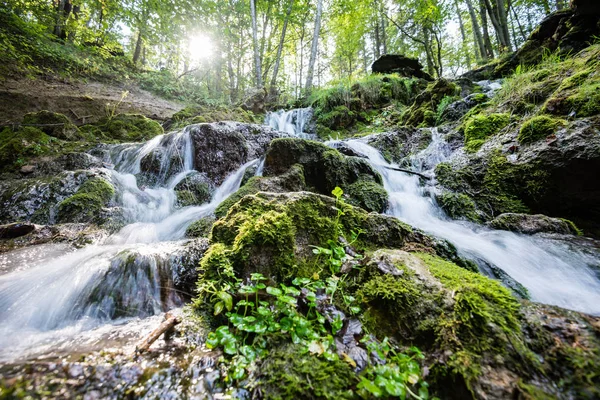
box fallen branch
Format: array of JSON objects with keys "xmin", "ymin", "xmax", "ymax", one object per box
[
  {"xmin": 135, "ymin": 312, "xmax": 181, "ymax": 354},
  {"xmin": 384, "ymin": 166, "xmax": 431, "ymax": 180}
]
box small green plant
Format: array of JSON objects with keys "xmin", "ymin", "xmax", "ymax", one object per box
[
  {"xmin": 518, "ymin": 115, "xmax": 562, "ymax": 144},
  {"xmin": 104, "ymin": 90, "xmax": 129, "ymax": 121}
]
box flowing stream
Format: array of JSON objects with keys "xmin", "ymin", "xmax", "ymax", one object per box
[
  {"xmin": 265, "ymin": 108, "xmax": 315, "ymax": 139},
  {"xmin": 0, "ymin": 127, "xmax": 257, "ymax": 362},
  {"xmin": 331, "ymin": 131, "xmax": 600, "ymax": 315}
]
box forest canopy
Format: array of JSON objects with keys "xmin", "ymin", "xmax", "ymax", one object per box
[{"xmin": 3, "ymin": 0, "xmax": 566, "ymax": 102}]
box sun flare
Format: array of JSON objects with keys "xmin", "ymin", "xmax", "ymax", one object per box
[{"xmin": 188, "ymin": 34, "xmax": 214, "ymax": 61}]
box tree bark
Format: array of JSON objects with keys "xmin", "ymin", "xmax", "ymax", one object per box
[
  {"xmin": 271, "ymin": 0, "xmax": 294, "ymax": 87},
  {"xmin": 305, "ymin": 0, "xmax": 323, "ymax": 92},
  {"xmin": 135, "ymin": 313, "xmax": 181, "ymax": 353},
  {"xmin": 250, "ymin": 0, "xmax": 263, "ymax": 87},
  {"xmin": 132, "ymin": 29, "xmax": 143, "ymax": 65},
  {"xmin": 482, "ymin": 0, "xmax": 511, "ymax": 52},
  {"xmin": 479, "ymin": 0, "xmax": 495, "ymax": 58},
  {"xmin": 465, "ymin": 0, "xmax": 487, "ymax": 61}
]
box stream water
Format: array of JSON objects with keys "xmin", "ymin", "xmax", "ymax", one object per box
[{"xmin": 0, "ymin": 127, "xmax": 257, "ymax": 362}]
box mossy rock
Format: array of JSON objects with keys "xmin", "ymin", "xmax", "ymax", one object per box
[
  {"xmin": 356, "ymin": 249, "xmax": 600, "ymax": 398},
  {"xmin": 174, "ymin": 175, "xmax": 212, "ymax": 207},
  {"xmin": 185, "ymin": 216, "xmax": 216, "ymax": 238},
  {"xmin": 0, "ymin": 126, "xmax": 55, "ymax": 170},
  {"xmin": 263, "ymin": 138, "xmax": 384, "ymax": 203},
  {"xmin": 22, "ymin": 110, "xmax": 80, "ymax": 140},
  {"xmin": 488, "ymin": 213, "xmax": 582, "ymax": 235},
  {"xmin": 56, "ymin": 177, "xmax": 115, "ymax": 223},
  {"xmin": 401, "ymin": 78, "xmax": 459, "ymax": 127},
  {"xmin": 435, "ymin": 191, "xmax": 480, "ymax": 222},
  {"xmin": 99, "ymin": 113, "xmax": 163, "ymax": 141},
  {"xmin": 206, "ymin": 192, "xmax": 413, "ymax": 284},
  {"xmin": 463, "ymin": 113, "xmax": 510, "ymax": 153},
  {"xmin": 256, "ymin": 342, "xmax": 356, "ymax": 399},
  {"xmin": 345, "ymin": 179, "xmax": 389, "ymax": 213},
  {"xmin": 518, "ymin": 115, "xmax": 563, "ymax": 144}
]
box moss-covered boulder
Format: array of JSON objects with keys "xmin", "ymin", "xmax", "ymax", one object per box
[
  {"xmin": 435, "ymin": 191, "xmax": 480, "ymax": 222},
  {"xmin": 488, "ymin": 213, "xmax": 581, "ymax": 235},
  {"xmin": 22, "ymin": 111, "xmax": 80, "ymax": 140},
  {"xmin": 262, "ymin": 138, "xmax": 387, "ymax": 212},
  {"xmin": 174, "ymin": 173, "xmax": 212, "ymax": 207},
  {"xmin": 56, "ymin": 177, "xmax": 115, "ymax": 224},
  {"xmin": 0, "ymin": 126, "xmax": 55, "ymax": 170},
  {"xmin": 401, "ymin": 78, "xmax": 459, "ymax": 127},
  {"xmin": 207, "ymin": 192, "xmax": 416, "ymax": 283},
  {"xmin": 98, "ymin": 113, "xmax": 163, "ymax": 141},
  {"xmin": 356, "ymin": 249, "xmax": 600, "ymax": 399}
]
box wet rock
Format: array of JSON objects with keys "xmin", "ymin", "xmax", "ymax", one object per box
[
  {"xmin": 489, "ymin": 213, "xmax": 581, "ymax": 235},
  {"xmin": 0, "ymin": 222, "xmax": 36, "ymax": 239},
  {"xmin": 439, "ymin": 92, "xmax": 489, "ymax": 123},
  {"xmin": 371, "ymin": 54, "xmax": 433, "ymax": 81},
  {"xmin": 174, "ymin": 172, "xmax": 213, "ymax": 207},
  {"xmin": 169, "ymin": 238, "xmax": 210, "ymax": 295},
  {"xmin": 365, "ymin": 127, "xmax": 432, "ymax": 165},
  {"xmin": 241, "ymin": 87, "xmax": 268, "ymax": 114},
  {"xmin": 263, "ymin": 138, "xmax": 387, "ymax": 212},
  {"xmin": 0, "ymin": 170, "xmax": 112, "ymax": 225},
  {"xmin": 189, "ymin": 122, "xmax": 284, "ymax": 185},
  {"xmin": 185, "ymin": 216, "xmax": 216, "ymax": 238},
  {"xmin": 19, "ymin": 165, "xmax": 35, "ymax": 174}
]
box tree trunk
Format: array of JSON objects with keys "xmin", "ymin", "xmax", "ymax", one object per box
[
  {"xmin": 482, "ymin": 0, "xmax": 511, "ymax": 52},
  {"xmin": 374, "ymin": 20, "xmax": 381, "ymax": 59},
  {"xmin": 53, "ymin": 0, "xmax": 72, "ymax": 39},
  {"xmin": 510, "ymin": 3, "xmax": 527, "ymax": 42},
  {"xmin": 466, "ymin": 0, "xmax": 487, "ymax": 61},
  {"xmin": 271, "ymin": 0, "xmax": 294, "ymax": 87},
  {"xmin": 250, "ymin": 0, "xmax": 262, "ymax": 87},
  {"xmin": 479, "ymin": 0, "xmax": 495, "ymax": 58},
  {"xmin": 380, "ymin": 1, "xmax": 388, "ymax": 54},
  {"xmin": 132, "ymin": 29, "xmax": 143, "ymax": 65},
  {"xmin": 305, "ymin": 0, "xmax": 323, "ymax": 92},
  {"xmin": 454, "ymin": 0, "xmax": 472, "ymax": 68}
]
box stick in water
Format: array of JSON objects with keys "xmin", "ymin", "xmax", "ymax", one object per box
[
  {"xmin": 135, "ymin": 312, "xmax": 181, "ymax": 354},
  {"xmin": 383, "ymin": 166, "xmax": 431, "ymax": 180}
]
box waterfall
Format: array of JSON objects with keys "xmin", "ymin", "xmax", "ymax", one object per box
[
  {"xmin": 265, "ymin": 108, "xmax": 315, "ymax": 139},
  {"xmin": 332, "ymin": 131, "xmax": 600, "ymax": 315},
  {"xmin": 0, "ymin": 129, "xmax": 258, "ymax": 362}
]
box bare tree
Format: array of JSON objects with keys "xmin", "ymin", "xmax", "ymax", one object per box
[{"xmin": 305, "ymin": 0, "xmax": 323, "ymax": 92}]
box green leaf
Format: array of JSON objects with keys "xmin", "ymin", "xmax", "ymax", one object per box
[
  {"xmin": 266, "ymin": 287, "xmax": 283, "ymax": 296},
  {"xmin": 332, "ymin": 186, "xmax": 343, "ymax": 199},
  {"xmin": 206, "ymin": 332, "xmax": 219, "ymax": 349},
  {"xmin": 217, "ymin": 291, "xmax": 233, "ymax": 311},
  {"xmin": 223, "ymin": 339, "xmax": 237, "ymax": 355},
  {"xmin": 358, "ymin": 378, "xmax": 383, "ymax": 396},
  {"xmin": 240, "ymin": 345, "xmax": 257, "ymax": 361},
  {"xmin": 213, "ymin": 301, "xmax": 224, "ymax": 316}
]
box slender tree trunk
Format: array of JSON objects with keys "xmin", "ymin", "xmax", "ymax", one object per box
[
  {"xmin": 510, "ymin": 3, "xmax": 527, "ymax": 42},
  {"xmin": 133, "ymin": 30, "xmax": 143, "ymax": 65},
  {"xmin": 305, "ymin": 0, "xmax": 323, "ymax": 92},
  {"xmin": 259, "ymin": 1, "xmax": 272, "ymax": 75},
  {"xmin": 53, "ymin": 0, "xmax": 72, "ymax": 39},
  {"xmin": 380, "ymin": 1, "xmax": 388, "ymax": 54},
  {"xmin": 454, "ymin": 0, "xmax": 472, "ymax": 68},
  {"xmin": 250, "ymin": 0, "xmax": 262, "ymax": 87},
  {"xmin": 479, "ymin": 0, "xmax": 495, "ymax": 58},
  {"xmin": 374, "ymin": 20, "xmax": 381, "ymax": 58},
  {"xmin": 271, "ymin": 0, "xmax": 294, "ymax": 87},
  {"xmin": 466, "ymin": 0, "xmax": 487, "ymax": 61}
]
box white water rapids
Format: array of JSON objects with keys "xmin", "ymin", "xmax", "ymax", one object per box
[
  {"xmin": 0, "ymin": 127, "xmax": 257, "ymax": 362},
  {"xmin": 330, "ymin": 131, "xmax": 600, "ymax": 315}
]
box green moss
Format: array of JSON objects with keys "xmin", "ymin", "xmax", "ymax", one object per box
[
  {"xmin": 56, "ymin": 177, "xmax": 114, "ymax": 223},
  {"xmin": 215, "ymin": 177, "xmax": 262, "ymax": 218},
  {"xmin": 0, "ymin": 126, "xmax": 55, "ymax": 169},
  {"xmin": 99, "ymin": 114, "xmax": 163, "ymax": 141},
  {"xmin": 345, "ymin": 179, "xmax": 388, "ymax": 213},
  {"xmin": 518, "ymin": 115, "xmax": 562, "ymax": 144},
  {"xmin": 170, "ymin": 105, "xmax": 259, "ymax": 128},
  {"xmin": 257, "ymin": 343, "xmax": 356, "ymax": 400},
  {"xmin": 436, "ymin": 192, "xmax": 480, "ymax": 222},
  {"xmin": 22, "ymin": 110, "xmax": 80, "ymax": 140},
  {"xmin": 463, "ymin": 113, "xmax": 510, "ymax": 152},
  {"xmin": 185, "ymin": 216, "xmax": 216, "ymax": 238},
  {"xmin": 401, "ymin": 78, "xmax": 459, "ymax": 127}
]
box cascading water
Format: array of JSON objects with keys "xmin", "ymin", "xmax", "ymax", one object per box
[
  {"xmin": 265, "ymin": 108, "xmax": 315, "ymax": 139},
  {"xmin": 331, "ymin": 131, "xmax": 600, "ymax": 315},
  {"xmin": 0, "ymin": 127, "xmax": 257, "ymax": 362}
]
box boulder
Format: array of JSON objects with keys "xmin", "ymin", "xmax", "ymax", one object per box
[
  {"xmin": 401, "ymin": 79, "xmax": 459, "ymax": 127},
  {"xmin": 189, "ymin": 122, "xmax": 283, "ymax": 185},
  {"xmin": 22, "ymin": 110, "xmax": 80, "ymax": 140},
  {"xmin": 371, "ymin": 54, "xmax": 433, "ymax": 81},
  {"xmin": 488, "ymin": 213, "xmax": 581, "ymax": 235},
  {"xmin": 365, "ymin": 127, "xmax": 432, "ymax": 165}
]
